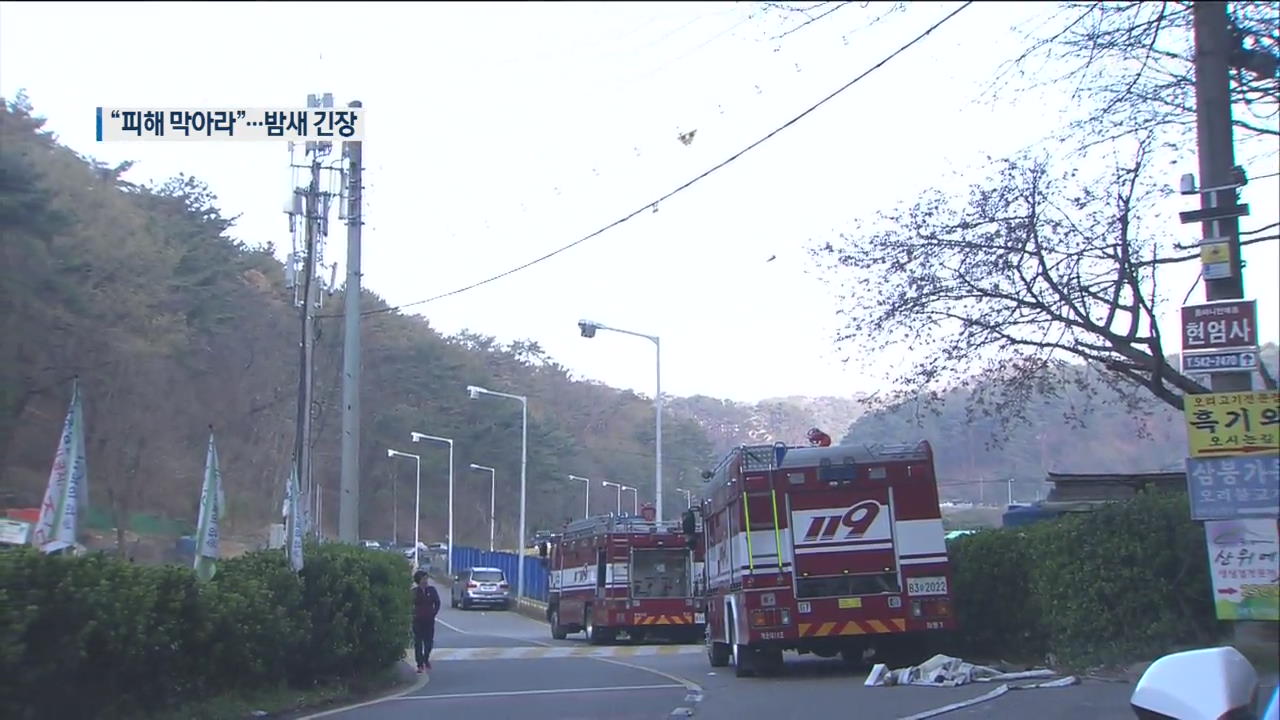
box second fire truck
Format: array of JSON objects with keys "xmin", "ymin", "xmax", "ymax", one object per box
[
  {"xmin": 544, "ymin": 505, "xmax": 705, "ymax": 644},
  {"xmin": 684, "ymin": 436, "xmax": 956, "ymax": 676}
]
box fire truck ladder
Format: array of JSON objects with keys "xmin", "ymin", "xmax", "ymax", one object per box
[
  {"xmin": 561, "ymin": 514, "xmax": 681, "ymax": 541},
  {"xmin": 739, "ymin": 445, "xmax": 785, "ymax": 575}
]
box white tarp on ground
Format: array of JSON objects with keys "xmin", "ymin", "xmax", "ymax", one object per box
[
  {"xmin": 866, "ymin": 653, "xmax": 1072, "ymax": 688},
  {"xmin": 865, "ymin": 654, "xmax": 1080, "ymax": 720}
]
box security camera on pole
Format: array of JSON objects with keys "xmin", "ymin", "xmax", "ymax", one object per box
[
  {"xmin": 466, "ymin": 384, "xmax": 528, "ymax": 600},
  {"xmin": 578, "ymin": 319, "xmax": 663, "ymax": 521},
  {"xmin": 386, "ymin": 448, "xmax": 421, "ymax": 570},
  {"xmin": 569, "ymin": 474, "xmax": 591, "ymax": 518},
  {"xmin": 411, "ymin": 432, "xmax": 454, "ymax": 578},
  {"xmin": 469, "ymin": 464, "xmax": 497, "ymax": 551}
]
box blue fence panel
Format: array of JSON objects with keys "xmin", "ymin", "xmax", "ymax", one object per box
[{"xmin": 448, "ymin": 546, "xmax": 549, "ymax": 601}]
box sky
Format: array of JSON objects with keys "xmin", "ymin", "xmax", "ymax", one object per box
[{"xmin": 2, "ymin": 1, "xmax": 1276, "ymax": 404}]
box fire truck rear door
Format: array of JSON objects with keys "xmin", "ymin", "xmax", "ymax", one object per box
[{"xmin": 788, "ymin": 484, "xmax": 900, "ymax": 598}]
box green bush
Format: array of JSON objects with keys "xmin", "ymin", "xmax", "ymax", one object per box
[
  {"xmin": 1029, "ymin": 491, "xmax": 1221, "ymax": 666},
  {"xmin": 945, "ymin": 525, "xmax": 1049, "ymax": 660},
  {"xmin": 0, "ymin": 541, "xmax": 411, "ymax": 720},
  {"xmin": 296, "ymin": 542, "xmax": 411, "ymax": 681},
  {"xmin": 944, "ymin": 490, "xmax": 1224, "ymax": 668}
]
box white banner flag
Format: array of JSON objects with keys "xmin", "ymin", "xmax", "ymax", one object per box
[
  {"xmin": 287, "ymin": 464, "xmax": 304, "ymax": 572},
  {"xmin": 32, "ymin": 380, "xmax": 85, "ymax": 554},
  {"xmin": 194, "ymin": 431, "xmax": 222, "ymax": 581}
]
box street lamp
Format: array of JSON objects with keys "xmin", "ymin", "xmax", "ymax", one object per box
[
  {"xmin": 411, "ymin": 432, "xmax": 454, "ymax": 578},
  {"xmin": 469, "ymin": 464, "xmax": 497, "ymax": 552},
  {"xmin": 386, "ymin": 448, "xmax": 421, "ymax": 570},
  {"xmin": 466, "ymin": 384, "xmax": 528, "ymax": 599},
  {"xmin": 601, "ymin": 480, "xmax": 635, "ymax": 515},
  {"xmin": 578, "ymin": 319, "xmax": 663, "ymax": 521},
  {"xmin": 675, "ymin": 488, "xmax": 694, "ymax": 508},
  {"xmin": 569, "ymin": 474, "xmax": 591, "ymax": 518}
]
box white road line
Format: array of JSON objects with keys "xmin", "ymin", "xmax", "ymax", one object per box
[
  {"xmin": 308, "ymin": 590, "xmax": 706, "ymax": 717},
  {"xmin": 390, "ymin": 684, "xmax": 686, "ymax": 701},
  {"xmin": 433, "ymin": 612, "xmax": 706, "ymax": 696},
  {"xmin": 435, "ymin": 617, "xmax": 470, "ymax": 634}
]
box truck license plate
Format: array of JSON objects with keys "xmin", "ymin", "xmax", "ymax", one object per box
[{"xmin": 907, "ymin": 576, "xmax": 948, "ymax": 596}]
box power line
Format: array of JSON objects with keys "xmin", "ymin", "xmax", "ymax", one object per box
[{"xmin": 353, "ymin": 1, "xmax": 975, "ymax": 320}]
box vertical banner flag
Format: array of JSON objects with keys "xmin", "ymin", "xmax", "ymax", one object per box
[
  {"xmin": 32, "ymin": 379, "xmax": 87, "ymax": 554},
  {"xmin": 288, "ymin": 464, "xmax": 305, "ymax": 572},
  {"xmin": 194, "ymin": 430, "xmax": 223, "ymax": 581}
]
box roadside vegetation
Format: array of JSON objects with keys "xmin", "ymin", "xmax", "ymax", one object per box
[
  {"xmin": 0, "ymin": 542, "xmax": 410, "ymax": 720},
  {"xmin": 945, "ymin": 490, "xmax": 1225, "ymax": 670}
]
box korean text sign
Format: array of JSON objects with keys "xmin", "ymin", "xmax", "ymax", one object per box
[
  {"xmin": 1185, "ymin": 454, "xmax": 1280, "ymax": 520},
  {"xmin": 96, "ymin": 107, "xmax": 365, "ymax": 142},
  {"xmin": 1204, "ymin": 518, "xmax": 1279, "ymax": 621},
  {"xmin": 1181, "ymin": 300, "xmax": 1257, "ymax": 351},
  {"xmin": 1183, "ymin": 391, "xmax": 1280, "ymax": 458}
]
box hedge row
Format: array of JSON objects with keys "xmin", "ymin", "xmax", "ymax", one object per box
[
  {"xmin": 0, "ymin": 541, "xmax": 410, "ymax": 720},
  {"xmin": 945, "ymin": 490, "xmax": 1224, "ymax": 668}
]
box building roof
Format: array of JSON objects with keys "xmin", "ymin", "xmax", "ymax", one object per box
[{"xmin": 1045, "ymin": 471, "xmax": 1186, "ymax": 503}]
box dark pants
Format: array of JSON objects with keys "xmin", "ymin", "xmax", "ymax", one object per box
[{"xmin": 413, "ymin": 618, "xmax": 435, "ymax": 666}]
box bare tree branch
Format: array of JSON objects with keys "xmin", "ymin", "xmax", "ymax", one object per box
[{"xmin": 810, "ymin": 148, "xmax": 1210, "ymax": 440}]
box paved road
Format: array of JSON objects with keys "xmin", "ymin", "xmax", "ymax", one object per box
[
  {"xmin": 307, "ymin": 584, "xmax": 699, "ymax": 720},
  {"xmin": 615, "ymin": 651, "xmax": 1139, "ymax": 720},
  {"xmin": 308, "ymin": 583, "xmax": 1149, "ymax": 719}
]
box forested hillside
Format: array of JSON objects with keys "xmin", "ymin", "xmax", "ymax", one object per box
[
  {"xmin": 0, "ymin": 96, "xmax": 715, "ymax": 549},
  {"xmin": 665, "ymin": 394, "xmax": 868, "ymax": 456},
  {"xmin": 843, "ymin": 348, "xmax": 1279, "ymax": 504},
  {"xmin": 3, "ymin": 95, "xmax": 1273, "ymax": 548}
]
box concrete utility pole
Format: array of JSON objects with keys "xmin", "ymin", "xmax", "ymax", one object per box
[
  {"xmin": 293, "ymin": 157, "xmax": 321, "ymax": 528},
  {"xmin": 1193, "ymin": 2, "xmax": 1248, "ymax": 329},
  {"xmin": 1190, "ymin": 0, "xmax": 1273, "ymax": 656},
  {"xmin": 339, "ymin": 99, "xmax": 364, "ymax": 544}
]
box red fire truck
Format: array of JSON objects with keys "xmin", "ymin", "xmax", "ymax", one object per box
[
  {"xmin": 684, "ymin": 439, "xmax": 955, "ymax": 677},
  {"xmin": 544, "ymin": 505, "xmax": 706, "ymax": 644}
]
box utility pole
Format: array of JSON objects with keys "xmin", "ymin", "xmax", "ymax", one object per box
[
  {"xmin": 339, "ymin": 99, "xmax": 364, "ymax": 544},
  {"xmin": 288, "ymin": 93, "xmax": 337, "ymax": 538},
  {"xmin": 292, "ymin": 157, "xmax": 321, "ymax": 531},
  {"xmin": 392, "ymin": 468, "xmax": 398, "ymax": 546},
  {"xmin": 1193, "ymin": 2, "xmax": 1248, "ymax": 325},
  {"xmin": 1190, "ymin": 1, "xmax": 1273, "ymax": 657}
]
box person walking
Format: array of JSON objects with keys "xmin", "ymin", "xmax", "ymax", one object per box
[{"xmin": 412, "ymin": 570, "xmax": 441, "ymax": 673}]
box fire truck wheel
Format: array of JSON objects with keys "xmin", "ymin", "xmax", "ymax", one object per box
[
  {"xmin": 549, "ymin": 607, "xmax": 569, "ymax": 640},
  {"xmin": 756, "ymin": 648, "xmax": 784, "ymax": 677},
  {"xmin": 707, "ymin": 635, "xmax": 731, "ymax": 667},
  {"xmin": 732, "ymin": 643, "xmax": 757, "ymax": 678},
  {"xmin": 585, "ymin": 606, "xmax": 615, "ymax": 645}
]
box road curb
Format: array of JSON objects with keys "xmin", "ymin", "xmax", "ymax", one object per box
[
  {"xmin": 514, "ymin": 597, "xmax": 549, "ymax": 624},
  {"xmin": 293, "ymin": 656, "xmax": 427, "ymax": 719}
]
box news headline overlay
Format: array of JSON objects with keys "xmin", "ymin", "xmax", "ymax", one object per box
[{"xmin": 95, "ymin": 107, "xmax": 366, "ymax": 142}]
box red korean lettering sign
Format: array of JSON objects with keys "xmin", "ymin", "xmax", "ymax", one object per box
[{"xmin": 1181, "ymin": 300, "xmax": 1257, "ymax": 351}]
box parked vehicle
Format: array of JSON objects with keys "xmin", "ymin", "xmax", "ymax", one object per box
[
  {"xmin": 544, "ymin": 505, "xmax": 705, "ymax": 644},
  {"xmin": 451, "ymin": 567, "xmax": 511, "ymax": 610},
  {"xmin": 689, "ymin": 439, "xmax": 955, "ymax": 677}
]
